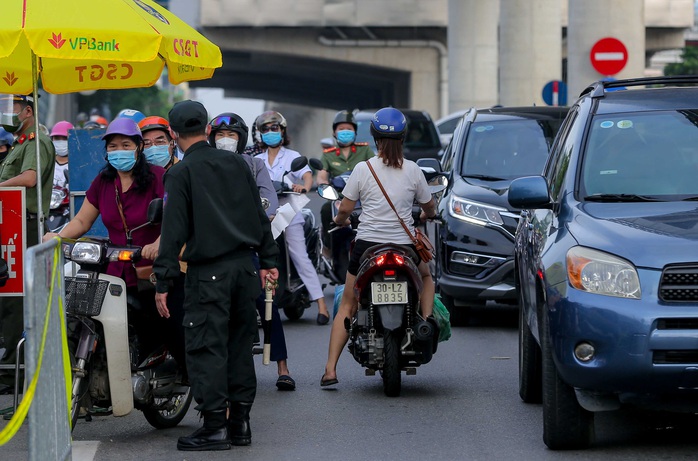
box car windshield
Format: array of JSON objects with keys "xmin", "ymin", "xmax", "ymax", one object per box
[
  {"xmin": 459, "ymin": 119, "xmax": 558, "ymax": 179},
  {"xmin": 356, "ymin": 116, "xmax": 440, "ymax": 151},
  {"xmin": 581, "ymin": 110, "xmax": 698, "ymax": 199}
]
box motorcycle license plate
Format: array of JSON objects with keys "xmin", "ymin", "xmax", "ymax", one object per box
[{"xmin": 371, "ymin": 282, "xmax": 407, "ymax": 305}]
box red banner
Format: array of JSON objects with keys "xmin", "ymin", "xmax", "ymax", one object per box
[{"xmin": 0, "ymin": 188, "xmax": 26, "ymax": 296}]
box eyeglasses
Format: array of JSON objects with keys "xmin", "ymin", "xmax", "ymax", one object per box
[
  {"xmin": 259, "ymin": 123, "xmax": 281, "ymax": 133},
  {"xmin": 210, "ymin": 115, "xmax": 242, "ymax": 130},
  {"xmin": 143, "ymin": 136, "xmax": 170, "ymax": 147}
]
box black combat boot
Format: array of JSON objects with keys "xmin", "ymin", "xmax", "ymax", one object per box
[
  {"xmin": 228, "ymin": 401, "xmax": 253, "ymax": 446},
  {"xmin": 177, "ymin": 409, "xmax": 231, "ymax": 451}
]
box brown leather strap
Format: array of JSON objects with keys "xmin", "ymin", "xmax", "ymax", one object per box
[
  {"xmin": 114, "ymin": 183, "xmax": 130, "ymax": 236},
  {"xmin": 365, "ymin": 160, "xmax": 418, "ymax": 245}
]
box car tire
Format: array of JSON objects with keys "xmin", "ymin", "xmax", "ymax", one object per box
[
  {"xmin": 518, "ymin": 294, "xmax": 542, "ymax": 403},
  {"xmin": 541, "ymin": 311, "xmax": 594, "ymax": 449}
]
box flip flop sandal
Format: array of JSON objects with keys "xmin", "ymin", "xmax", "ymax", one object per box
[{"xmin": 276, "ymin": 375, "xmax": 296, "ymax": 391}]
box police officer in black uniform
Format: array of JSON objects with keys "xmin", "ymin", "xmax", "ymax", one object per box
[{"xmin": 153, "ymin": 100, "xmax": 279, "ymax": 452}]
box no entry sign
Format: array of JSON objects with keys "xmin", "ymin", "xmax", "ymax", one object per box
[{"xmin": 590, "ymin": 37, "xmax": 628, "ymax": 76}]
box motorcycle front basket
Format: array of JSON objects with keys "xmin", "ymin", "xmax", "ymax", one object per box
[{"xmin": 65, "ymin": 277, "xmax": 109, "ymax": 316}]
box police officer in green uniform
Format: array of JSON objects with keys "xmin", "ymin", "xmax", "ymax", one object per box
[
  {"xmin": 317, "ymin": 110, "xmax": 374, "ymax": 252},
  {"xmin": 152, "ymin": 100, "xmax": 278, "ymax": 452},
  {"xmin": 0, "ymin": 94, "xmax": 55, "ymax": 392}
]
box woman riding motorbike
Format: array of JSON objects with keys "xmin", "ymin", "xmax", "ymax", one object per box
[
  {"xmin": 320, "ymin": 107, "xmax": 438, "ymax": 387},
  {"xmin": 43, "ymin": 117, "xmax": 168, "ymax": 361},
  {"xmin": 255, "ymin": 110, "xmax": 331, "ymax": 325}
]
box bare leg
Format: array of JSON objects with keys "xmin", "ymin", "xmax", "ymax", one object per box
[
  {"xmin": 323, "ymin": 273, "xmax": 357, "ymax": 381},
  {"xmin": 418, "ymin": 262, "xmax": 435, "ymax": 318},
  {"xmin": 277, "ymin": 359, "xmax": 290, "ymax": 377}
]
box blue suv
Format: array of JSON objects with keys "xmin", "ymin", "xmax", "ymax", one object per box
[{"xmin": 508, "ymin": 76, "xmax": 698, "ymax": 449}]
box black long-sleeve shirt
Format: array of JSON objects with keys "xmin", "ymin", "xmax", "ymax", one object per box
[{"xmin": 153, "ymin": 140, "xmax": 278, "ymax": 293}]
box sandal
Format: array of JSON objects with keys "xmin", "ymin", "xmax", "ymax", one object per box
[{"xmin": 276, "ymin": 375, "xmax": 296, "ymax": 391}]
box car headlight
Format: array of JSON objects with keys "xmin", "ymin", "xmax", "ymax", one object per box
[
  {"xmin": 50, "ymin": 189, "xmax": 66, "ymax": 209},
  {"xmin": 70, "ymin": 242, "xmax": 103, "ymax": 264},
  {"xmin": 448, "ymin": 194, "xmax": 505, "ymax": 226},
  {"xmin": 566, "ymin": 246, "xmax": 641, "ymax": 299}
]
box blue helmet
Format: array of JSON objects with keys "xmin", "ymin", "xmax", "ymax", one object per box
[
  {"xmin": 115, "ymin": 109, "xmax": 146, "ymax": 124},
  {"xmin": 369, "ymin": 107, "xmax": 406, "ymax": 141},
  {"xmin": 0, "ymin": 127, "xmax": 14, "ymax": 148}
]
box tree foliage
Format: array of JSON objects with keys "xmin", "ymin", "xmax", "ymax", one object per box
[{"xmin": 664, "ymin": 47, "xmax": 698, "ymax": 76}]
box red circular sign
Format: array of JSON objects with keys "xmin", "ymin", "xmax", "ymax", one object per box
[{"xmin": 590, "ymin": 37, "xmax": 628, "ymax": 76}]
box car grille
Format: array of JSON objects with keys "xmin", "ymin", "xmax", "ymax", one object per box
[
  {"xmin": 659, "ymin": 264, "xmax": 698, "ymax": 302},
  {"xmin": 653, "ymin": 350, "xmax": 698, "ymax": 364},
  {"xmin": 657, "ymin": 318, "xmax": 698, "ymax": 330}
]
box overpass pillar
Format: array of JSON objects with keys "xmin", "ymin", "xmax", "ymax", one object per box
[
  {"xmin": 448, "ymin": 0, "xmax": 500, "ymax": 113},
  {"xmin": 568, "ymin": 0, "xmax": 645, "ymax": 101},
  {"xmin": 499, "ymin": 0, "xmax": 562, "ymax": 106}
]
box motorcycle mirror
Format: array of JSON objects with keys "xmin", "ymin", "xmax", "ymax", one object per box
[
  {"xmin": 261, "ymin": 197, "xmax": 270, "ymax": 210},
  {"xmin": 147, "ymin": 198, "xmax": 164, "ymax": 224},
  {"xmin": 417, "ymin": 158, "xmax": 442, "ymax": 173},
  {"xmin": 427, "ymin": 175, "xmax": 448, "ymax": 194},
  {"xmin": 308, "ymin": 158, "xmax": 324, "ymax": 171},
  {"xmin": 317, "ymin": 184, "xmax": 340, "ymax": 201},
  {"xmin": 289, "ymin": 156, "xmax": 308, "ymax": 172}
]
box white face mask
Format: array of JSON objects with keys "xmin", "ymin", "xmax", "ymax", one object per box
[
  {"xmin": 215, "ymin": 137, "xmax": 238, "ymax": 153},
  {"xmin": 53, "ymin": 140, "xmax": 68, "ymax": 157}
]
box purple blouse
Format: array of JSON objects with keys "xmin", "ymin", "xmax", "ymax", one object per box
[{"xmin": 85, "ymin": 165, "xmax": 166, "ymax": 287}]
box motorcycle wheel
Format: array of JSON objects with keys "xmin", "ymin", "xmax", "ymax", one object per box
[
  {"xmin": 282, "ymin": 288, "xmax": 309, "ymax": 321},
  {"xmin": 381, "ymin": 330, "xmax": 401, "ymax": 397},
  {"xmin": 142, "ymin": 386, "xmax": 193, "ymax": 429}
]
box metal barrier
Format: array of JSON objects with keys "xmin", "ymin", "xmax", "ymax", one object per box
[{"xmin": 23, "ymin": 239, "xmax": 71, "ymax": 461}]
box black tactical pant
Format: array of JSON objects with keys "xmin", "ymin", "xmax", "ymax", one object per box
[{"xmin": 183, "ymin": 253, "xmax": 260, "ymax": 411}]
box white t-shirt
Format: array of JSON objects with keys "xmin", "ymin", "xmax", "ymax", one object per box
[
  {"xmin": 53, "ymin": 161, "xmax": 69, "ymax": 189},
  {"xmin": 342, "ymin": 156, "xmax": 431, "ymax": 244}
]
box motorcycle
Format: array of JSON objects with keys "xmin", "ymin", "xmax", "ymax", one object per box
[
  {"xmin": 309, "ymin": 158, "xmax": 358, "ymax": 285},
  {"xmin": 270, "ymin": 156, "xmax": 320, "ymax": 321},
  {"xmin": 47, "ymin": 170, "xmax": 70, "ymax": 232},
  {"xmin": 61, "ymin": 198, "xmax": 192, "ymax": 430},
  {"xmin": 316, "ymin": 169, "xmax": 448, "ymax": 397}
]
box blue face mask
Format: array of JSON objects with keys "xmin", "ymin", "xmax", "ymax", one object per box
[
  {"xmin": 144, "ymin": 145, "xmax": 171, "ymax": 168},
  {"xmin": 261, "ymin": 131, "xmax": 283, "ymax": 147},
  {"xmin": 336, "ymin": 129, "xmax": 356, "ymax": 146},
  {"xmin": 107, "ymin": 150, "xmax": 137, "ymax": 172}
]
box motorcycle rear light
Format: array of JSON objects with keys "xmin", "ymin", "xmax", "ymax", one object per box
[
  {"xmin": 376, "ymin": 255, "xmax": 386, "ymax": 266},
  {"xmin": 393, "ymin": 255, "xmax": 405, "ymax": 265},
  {"xmin": 383, "ymin": 269, "xmax": 397, "ymax": 280}
]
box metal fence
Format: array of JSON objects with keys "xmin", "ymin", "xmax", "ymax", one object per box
[{"xmin": 24, "ymin": 239, "xmax": 71, "ymax": 461}]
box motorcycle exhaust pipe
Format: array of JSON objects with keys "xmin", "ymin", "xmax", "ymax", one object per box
[{"xmin": 414, "ymin": 321, "xmax": 434, "ymax": 342}]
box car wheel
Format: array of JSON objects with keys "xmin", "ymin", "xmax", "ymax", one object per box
[
  {"xmin": 518, "ymin": 294, "xmax": 542, "ymax": 403},
  {"xmin": 541, "ymin": 311, "xmax": 594, "ymax": 449},
  {"xmin": 440, "ymin": 292, "xmax": 470, "ymax": 326}
]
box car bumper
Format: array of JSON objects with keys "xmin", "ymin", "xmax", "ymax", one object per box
[
  {"xmin": 439, "ymin": 260, "xmax": 516, "ymax": 302},
  {"xmin": 548, "ymin": 270, "xmax": 698, "ymax": 403}
]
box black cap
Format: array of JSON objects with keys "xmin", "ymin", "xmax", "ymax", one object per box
[{"xmin": 168, "ymin": 100, "xmax": 208, "ymax": 133}]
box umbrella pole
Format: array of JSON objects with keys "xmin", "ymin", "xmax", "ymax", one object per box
[{"xmin": 32, "ymin": 51, "xmax": 43, "ymax": 243}]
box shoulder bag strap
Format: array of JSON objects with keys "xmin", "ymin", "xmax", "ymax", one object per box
[
  {"xmin": 365, "ymin": 160, "xmax": 418, "ymax": 245},
  {"xmin": 114, "ymin": 182, "xmax": 130, "ymax": 236}
]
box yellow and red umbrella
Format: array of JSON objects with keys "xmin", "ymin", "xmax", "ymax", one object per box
[
  {"xmin": 0, "ymin": 0, "xmax": 222, "ymax": 94},
  {"xmin": 0, "ymin": 0, "xmax": 222, "ymax": 241}
]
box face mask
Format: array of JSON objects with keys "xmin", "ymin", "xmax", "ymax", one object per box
[
  {"xmin": 53, "ymin": 140, "xmax": 68, "ymax": 157},
  {"xmin": 215, "ymin": 137, "xmax": 239, "ymax": 153},
  {"xmin": 107, "ymin": 150, "xmax": 137, "ymax": 172},
  {"xmin": 144, "ymin": 145, "xmax": 171, "ymax": 167},
  {"xmin": 1, "ymin": 111, "xmax": 23, "ymax": 134},
  {"xmin": 336, "ymin": 130, "xmax": 356, "ymax": 146},
  {"xmin": 261, "ymin": 131, "xmax": 282, "ymax": 147}
]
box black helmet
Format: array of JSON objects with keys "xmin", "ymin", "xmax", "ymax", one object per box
[
  {"xmin": 255, "ymin": 111, "xmax": 287, "ymax": 131},
  {"xmin": 369, "ymin": 107, "xmax": 407, "ymax": 141},
  {"xmin": 332, "ymin": 110, "xmax": 356, "ymax": 132},
  {"xmin": 208, "ymin": 112, "xmax": 248, "ymax": 152}
]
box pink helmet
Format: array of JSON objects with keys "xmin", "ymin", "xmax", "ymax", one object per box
[{"xmin": 50, "ymin": 121, "xmax": 74, "ymax": 138}]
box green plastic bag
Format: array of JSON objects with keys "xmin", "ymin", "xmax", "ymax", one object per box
[{"xmin": 433, "ymin": 294, "xmax": 452, "ymax": 342}]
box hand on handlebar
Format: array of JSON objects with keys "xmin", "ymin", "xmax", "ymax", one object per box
[
  {"xmin": 419, "ymin": 210, "xmax": 437, "ymax": 223},
  {"xmin": 291, "ymin": 184, "xmax": 307, "ymax": 193}
]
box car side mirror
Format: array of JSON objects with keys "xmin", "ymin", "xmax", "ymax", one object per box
[
  {"xmin": 317, "ymin": 184, "xmax": 340, "ymax": 201},
  {"xmin": 507, "ymin": 176, "xmax": 552, "ymax": 209}
]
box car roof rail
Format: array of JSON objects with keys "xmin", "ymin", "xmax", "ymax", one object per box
[
  {"xmin": 580, "ymin": 75, "xmax": 698, "ymax": 99},
  {"xmin": 464, "ymin": 107, "xmax": 477, "ymax": 123}
]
